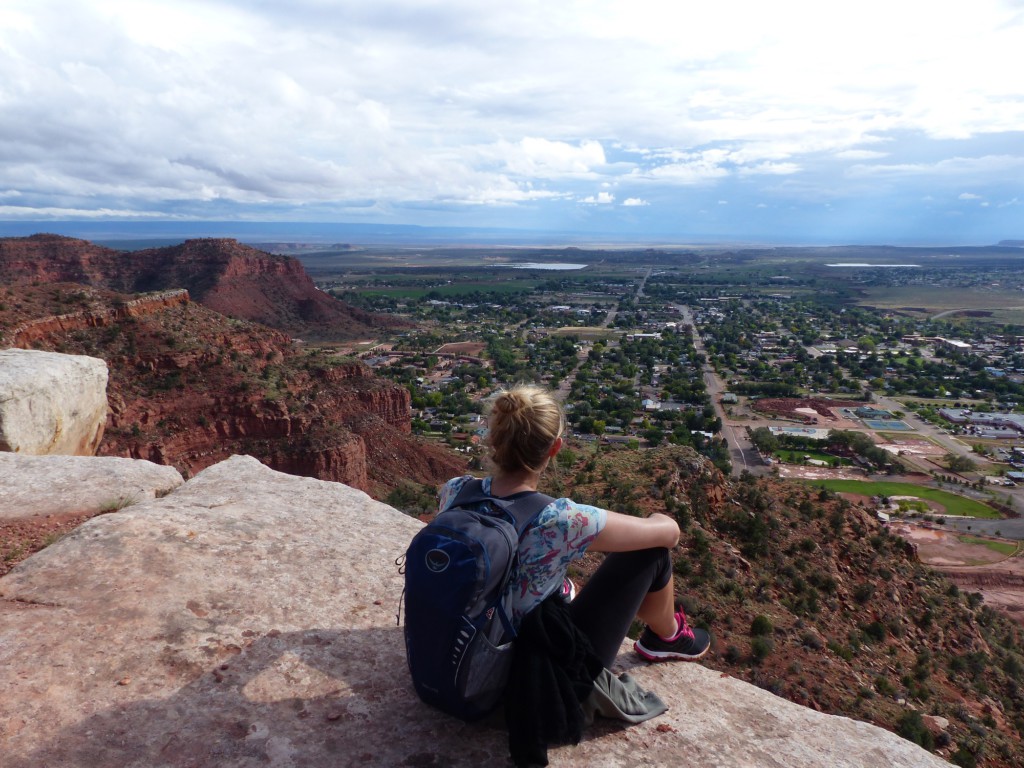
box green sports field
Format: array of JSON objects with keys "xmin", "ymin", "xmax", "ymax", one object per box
[
  {"xmin": 807, "ymin": 479, "xmax": 1001, "ymax": 519},
  {"xmin": 957, "ymin": 535, "xmax": 1018, "ymax": 555}
]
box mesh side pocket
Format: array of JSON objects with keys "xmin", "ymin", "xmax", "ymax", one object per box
[{"xmin": 459, "ymin": 621, "xmax": 514, "ymax": 717}]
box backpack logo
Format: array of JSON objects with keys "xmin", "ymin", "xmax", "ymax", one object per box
[{"xmin": 425, "ymin": 549, "xmax": 450, "ymax": 573}]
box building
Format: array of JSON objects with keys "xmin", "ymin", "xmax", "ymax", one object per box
[{"xmin": 939, "ymin": 409, "xmax": 1024, "ymax": 436}]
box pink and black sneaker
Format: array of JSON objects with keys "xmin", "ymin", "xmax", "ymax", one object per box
[
  {"xmin": 560, "ymin": 578, "xmax": 577, "ymax": 602},
  {"xmin": 634, "ymin": 609, "xmax": 711, "ymax": 661}
]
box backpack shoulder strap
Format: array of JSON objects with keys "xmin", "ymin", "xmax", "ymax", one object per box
[
  {"xmin": 445, "ymin": 477, "xmax": 488, "ymax": 510},
  {"xmin": 498, "ymin": 491, "xmax": 556, "ymax": 536},
  {"xmin": 446, "ymin": 478, "xmax": 554, "ymax": 536}
]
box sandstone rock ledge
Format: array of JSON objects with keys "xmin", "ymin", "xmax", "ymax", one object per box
[
  {"xmin": 0, "ymin": 348, "xmax": 108, "ymax": 456},
  {"xmin": 0, "ymin": 453, "xmax": 183, "ymax": 519},
  {"xmin": 0, "ymin": 456, "xmax": 949, "ymax": 768}
]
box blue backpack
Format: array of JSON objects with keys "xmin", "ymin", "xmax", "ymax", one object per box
[{"xmin": 403, "ymin": 479, "xmax": 554, "ymax": 721}]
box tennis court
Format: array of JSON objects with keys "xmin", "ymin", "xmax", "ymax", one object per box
[{"xmin": 863, "ymin": 419, "xmax": 914, "ymax": 431}]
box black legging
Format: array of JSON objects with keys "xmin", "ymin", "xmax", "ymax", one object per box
[{"xmin": 567, "ymin": 547, "xmax": 673, "ymax": 668}]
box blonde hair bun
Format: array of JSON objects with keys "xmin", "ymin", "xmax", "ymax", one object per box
[{"xmin": 486, "ymin": 385, "xmax": 564, "ymax": 474}]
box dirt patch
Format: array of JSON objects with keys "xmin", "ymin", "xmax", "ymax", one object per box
[
  {"xmin": 776, "ymin": 465, "xmax": 867, "ymax": 481},
  {"xmin": 875, "ymin": 436, "xmax": 946, "ymax": 458},
  {"xmin": 434, "ymin": 341, "xmax": 486, "ymax": 356},
  {"xmin": 0, "ymin": 511, "xmax": 101, "ymax": 577},
  {"xmin": 752, "ymin": 397, "xmax": 856, "ymax": 423},
  {"xmin": 890, "ymin": 520, "xmax": 1024, "ymax": 626},
  {"xmin": 892, "ymin": 522, "xmax": 1009, "ymax": 566}
]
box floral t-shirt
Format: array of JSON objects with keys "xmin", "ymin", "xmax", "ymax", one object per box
[{"xmin": 439, "ymin": 475, "xmax": 607, "ymax": 625}]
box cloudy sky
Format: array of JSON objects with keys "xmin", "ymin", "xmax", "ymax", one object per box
[{"xmin": 2, "ymin": 0, "xmax": 1022, "ymax": 244}]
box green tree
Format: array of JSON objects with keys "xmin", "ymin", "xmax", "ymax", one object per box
[{"xmin": 944, "ymin": 453, "xmax": 977, "ymax": 473}]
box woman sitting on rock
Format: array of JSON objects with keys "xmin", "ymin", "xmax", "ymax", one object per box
[{"xmin": 439, "ymin": 384, "xmax": 710, "ymax": 763}]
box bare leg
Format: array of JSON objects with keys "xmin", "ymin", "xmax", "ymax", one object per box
[
  {"xmin": 569, "ymin": 547, "xmax": 674, "ymax": 667},
  {"xmin": 637, "ymin": 580, "xmax": 677, "ymax": 638}
]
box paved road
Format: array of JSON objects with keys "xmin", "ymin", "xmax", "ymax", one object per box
[
  {"xmin": 559, "ymin": 268, "xmax": 649, "ymax": 400},
  {"xmin": 677, "ymin": 304, "xmax": 765, "ymax": 476},
  {"xmin": 600, "ymin": 306, "xmax": 617, "ymax": 329},
  {"xmin": 930, "ymin": 516, "xmax": 1024, "ymax": 541},
  {"xmin": 636, "ymin": 267, "xmax": 652, "ymax": 299}
]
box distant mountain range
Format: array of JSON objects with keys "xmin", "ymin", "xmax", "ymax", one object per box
[
  {"xmin": 0, "ymin": 220, "xmax": 608, "ymax": 247},
  {"xmin": 2, "ymin": 220, "xmax": 1017, "ymax": 248}
]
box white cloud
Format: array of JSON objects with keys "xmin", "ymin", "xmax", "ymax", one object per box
[
  {"xmin": 959, "ymin": 192, "xmax": 982, "ymax": 200},
  {"xmin": 0, "ymin": 205, "xmax": 176, "ymax": 218},
  {"xmin": 356, "ymin": 100, "xmax": 392, "ymax": 133},
  {"xmin": 836, "ymin": 149, "xmax": 888, "ymax": 160},
  {"xmin": 498, "ymin": 138, "xmax": 606, "ymax": 178},
  {"xmin": 0, "ymin": 0, "xmax": 1021, "ymax": 241},
  {"xmin": 645, "ymin": 151, "xmax": 731, "ymax": 184},
  {"xmin": 848, "ymin": 155, "xmax": 1024, "ymax": 180},
  {"xmin": 738, "ymin": 162, "xmax": 801, "ymax": 177}
]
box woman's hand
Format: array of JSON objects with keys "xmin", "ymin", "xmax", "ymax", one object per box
[{"xmin": 590, "ymin": 509, "xmax": 680, "ymax": 553}]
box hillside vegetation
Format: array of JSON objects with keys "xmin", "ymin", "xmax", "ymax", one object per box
[{"xmin": 535, "ymin": 444, "xmax": 1024, "ymax": 768}]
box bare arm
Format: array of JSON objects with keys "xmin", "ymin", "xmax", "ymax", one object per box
[{"xmin": 589, "ymin": 511, "xmax": 680, "ymax": 553}]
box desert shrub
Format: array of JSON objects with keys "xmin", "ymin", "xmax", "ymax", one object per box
[
  {"xmin": 884, "ymin": 615, "xmax": 904, "ymax": 638},
  {"xmin": 914, "ymin": 649, "xmax": 933, "ymax": 681},
  {"xmin": 897, "ymin": 711, "xmax": 935, "ymax": 750},
  {"xmin": 716, "ymin": 578, "xmax": 741, "ymax": 597},
  {"xmin": 1003, "ymin": 653, "xmax": 1024, "ymax": 677},
  {"xmin": 828, "ymin": 640, "xmax": 854, "ymax": 661},
  {"xmin": 828, "ymin": 509, "xmax": 845, "ymax": 535},
  {"xmin": 853, "ymin": 583, "xmax": 875, "ymax": 605},
  {"xmin": 672, "ymin": 555, "xmax": 692, "ymax": 577},
  {"xmin": 874, "ymin": 676, "xmax": 896, "ymax": 697},
  {"xmin": 385, "ymin": 481, "xmax": 438, "ymax": 517},
  {"xmin": 750, "ymin": 636, "xmax": 773, "ymax": 664},
  {"xmin": 808, "ymin": 570, "xmax": 837, "ymax": 594},
  {"xmin": 801, "ymin": 632, "xmax": 824, "ymax": 651},
  {"xmin": 951, "ymin": 746, "xmax": 978, "ymax": 768},
  {"xmin": 750, "ymin": 615, "xmax": 774, "ymax": 637},
  {"xmin": 716, "ymin": 507, "xmax": 770, "ymax": 559},
  {"xmin": 860, "ymin": 621, "xmax": 887, "ymax": 644}
]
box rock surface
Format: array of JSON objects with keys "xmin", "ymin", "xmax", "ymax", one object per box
[
  {"xmin": 0, "ymin": 456, "xmax": 949, "ymax": 767},
  {"xmin": 0, "ymin": 348, "xmax": 108, "ymax": 455},
  {"xmin": 0, "ymin": 453, "xmax": 183, "ymax": 519}
]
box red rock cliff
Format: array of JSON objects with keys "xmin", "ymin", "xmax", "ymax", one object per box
[
  {"xmin": 1, "ymin": 282, "xmax": 464, "ymax": 496},
  {"xmin": 0, "ymin": 234, "xmax": 406, "ymax": 342}
]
